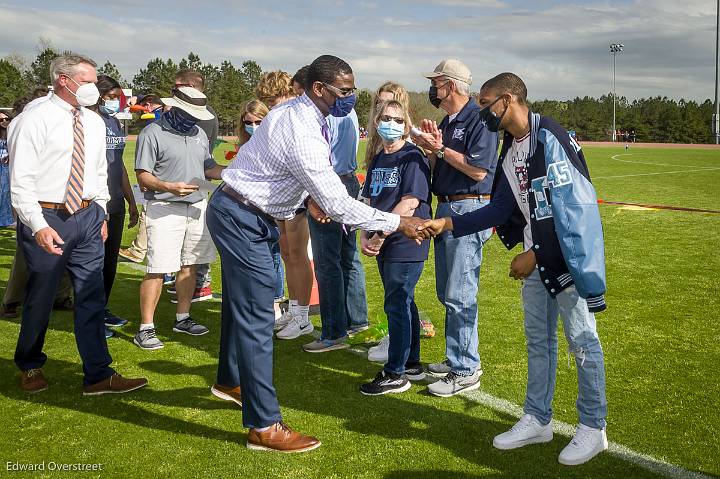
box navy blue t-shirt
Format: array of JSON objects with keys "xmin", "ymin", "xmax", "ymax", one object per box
[
  {"xmin": 101, "ymin": 113, "xmax": 126, "ymax": 214},
  {"xmin": 362, "ymin": 142, "xmax": 431, "ymax": 262},
  {"xmin": 431, "ymin": 97, "xmax": 499, "ymax": 196}
]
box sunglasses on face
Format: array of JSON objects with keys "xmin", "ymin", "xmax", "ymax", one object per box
[
  {"xmin": 322, "ymin": 82, "xmax": 357, "ymax": 97},
  {"xmin": 0, "ymin": 117, "xmax": 9, "ymax": 123},
  {"xmin": 380, "ymin": 115, "xmax": 404, "ymax": 124},
  {"xmin": 243, "ymin": 120, "xmax": 261, "ymax": 126}
]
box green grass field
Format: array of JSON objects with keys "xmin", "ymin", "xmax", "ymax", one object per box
[{"xmin": 0, "ymin": 141, "xmax": 718, "ymax": 478}]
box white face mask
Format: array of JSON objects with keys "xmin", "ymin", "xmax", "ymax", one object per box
[{"xmin": 65, "ymin": 76, "xmax": 100, "ymax": 107}]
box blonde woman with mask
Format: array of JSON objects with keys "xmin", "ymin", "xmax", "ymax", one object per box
[{"xmin": 364, "ymin": 82, "xmax": 412, "ymax": 171}]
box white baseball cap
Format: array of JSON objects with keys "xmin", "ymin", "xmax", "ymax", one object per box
[
  {"xmin": 161, "ymin": 86, "xmax": 213, "ymax": 121},
  {"xmin": 424, "ymin": 58, "xmax": 473, "ymax": 85}
]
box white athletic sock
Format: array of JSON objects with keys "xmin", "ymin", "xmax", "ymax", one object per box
[
  {"xmin": 297, "ymin": 305, "xmax": 309, "ymax": 322},
  {"xmin": 254, "ymin": 426, "xmax": 271, "ymax": 432},
  {"xmin": 288, "ymin": 299, "xmax": 299, "ymax": 316},
  {"xmin": 176, "ymin": 313, "xmax": 190, "ymax": 322},
  {"xmin": 140, "ymin": 323, "xmax": 155, "ymax": 331},
  {"xmin": 274, "ymin": 302, "xmax": 282, "ymax": 320}
]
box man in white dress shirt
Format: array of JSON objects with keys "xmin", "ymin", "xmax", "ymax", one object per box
[
  {"xmin": 206, "ymin": 54, "xmax": 423, "ymax": 453},
  {"xmin": 9, "ymin": 54, "xmax": 147, "ymax": 395}
]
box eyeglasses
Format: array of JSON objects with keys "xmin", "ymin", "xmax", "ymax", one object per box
[
  {"xmin": 243, "ymin": 120, "xmax": 261, "ymax": 126},
  {"xmin": 380, "ymin": 115, "xmax": 404, "ymax": 124},
  {"xmin": 174, "ymin": 83, "xmax": 193, "ymax": 88},
  {"xmin": 0, "ymin": 117, "xmax": 9, "ymax": 123},
  {"xmin": 322, "ymin": 82, "xmax": 357, "ymax": 97}
]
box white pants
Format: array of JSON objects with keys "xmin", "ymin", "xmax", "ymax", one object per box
[{"xmin": 145, "ymin": 199, "xmax": 216, "ymax": 274}]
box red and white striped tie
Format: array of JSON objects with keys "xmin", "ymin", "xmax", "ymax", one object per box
[{"xmin": 65, "ymin": 108, "xmax": 85, "ymax": 214}]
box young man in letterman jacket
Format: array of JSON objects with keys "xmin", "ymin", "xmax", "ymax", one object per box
[{"xmin": 419, "ymin": 72, "xmax": 609, "ymax": 466}]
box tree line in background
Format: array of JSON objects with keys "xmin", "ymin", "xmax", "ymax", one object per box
[{"xmin": 0, "ymin": 42, "xmax": 716, "ymax": 143}]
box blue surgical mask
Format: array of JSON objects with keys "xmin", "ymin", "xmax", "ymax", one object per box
[
  {"xmin": 244, "ymin": 124, "xmax": 257, "ymax": 136},
  {"xmin": 329, "ymin": 94, "xmax": 356, "ymax": 118},
  {"xmin": 100, "ymin": 99, "xmax": 120, "ymax": 115},
  {"xmin": 377, "ymin": 120, "xmax": 404, "ymax": 141}
]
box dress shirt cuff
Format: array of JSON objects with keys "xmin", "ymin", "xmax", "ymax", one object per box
[
  {"xmin": 385, "ymin": 213, "xmax": 400, "ymax": 234},
  {"xmin": 28, "ymin": 213, "xmax": 50, "ymax": 235}
]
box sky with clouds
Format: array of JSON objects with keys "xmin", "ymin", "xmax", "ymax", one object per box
[{"xmin": 0, "ymin": 0, "xmax": 717, "ymax": 101}]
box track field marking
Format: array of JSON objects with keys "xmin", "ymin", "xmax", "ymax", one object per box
[
  {"xmin": 608, "ymin": 153, "xmax": 715, "ymax": 169},
  {"xmin": 347, "ymin": 345, "xmax": 713, "ymax": 479}
]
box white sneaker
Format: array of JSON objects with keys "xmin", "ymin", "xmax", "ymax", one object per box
[
  {"xmin": 558, "ymin": 424, "xmax": 608, "ymax": 466},
  {"xmin": 273, "ymin": 310, "xmax": 294, "ymax": 331},
  {"xmin": 493, "ymin": 414, "xmax": 553, "ymax": 450},
  {"xmin": 276, "ymin": 316, "xmax": 314, "ymax": 340},
  {"xmin": 367, "ymin": 335, "xmax": 389, "ymax": 363}
]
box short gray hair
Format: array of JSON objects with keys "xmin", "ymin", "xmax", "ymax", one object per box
[
  {"xmin": 452, "ymin": 79, "xmax": 471, "ymax": 96},
  {"xmin": 49, "ymin": 54, "xmax": 97, "ymax": 83}
]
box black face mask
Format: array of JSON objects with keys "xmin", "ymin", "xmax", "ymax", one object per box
[
  {"xmin": 479, "ymin": 96, "xmax": 508, "ymax": 133},
  {"xmin": 428, "ymin": 81, "xmax": 451, "ymax": 109},
  {"xmin": 428, "ymin": 86, "xmax": 442, "ymax": 108}
]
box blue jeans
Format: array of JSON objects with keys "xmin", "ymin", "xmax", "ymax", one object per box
[
  {"xmin": 308, "ymin": 175, "xmax": 368, "ymax": 340},
  {"xmin": 195, "ymin": 264, "xmax": 211, "ymax": 289},
  {"xmin": 434, "ymin": 198, "xmax": 491, "ymax": 375},
  {"xmin": 377, "ymin": 258, "xmax": 424, "ymax": 376},
  {"xmin": 522, "ymin": 270, "xmax": 608, "ymax": 429},
  {"xmin": 271, "ymin": 242, "xmax": 284, "ymax": 301}
]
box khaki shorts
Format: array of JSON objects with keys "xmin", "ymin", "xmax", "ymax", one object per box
[{"xmin": 145, "ymin": 199, "xmax": 216, "ymax": 274}]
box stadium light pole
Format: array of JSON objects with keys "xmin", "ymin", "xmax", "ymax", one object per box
[{"xmin": 610, "ymin": 43, "xmax": 624, "ymax": 142}]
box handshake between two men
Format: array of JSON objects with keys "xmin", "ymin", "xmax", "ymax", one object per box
[
  {"xmin": 306, "ymin": 196, "xmax": 453, "ymax": 246},
  {"xmin": 307, "ymin": 199, "xmax": 537, "ymax": 281}
]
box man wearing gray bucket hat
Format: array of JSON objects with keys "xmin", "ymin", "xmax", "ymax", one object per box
[{"xmin": 132, "ymin": 86, "xmax": 225, "ymax": 351}]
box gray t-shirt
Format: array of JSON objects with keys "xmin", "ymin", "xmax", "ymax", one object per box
[{"xmin": 135, "ymin": 115, "xmax": 218, "ymax": 204}]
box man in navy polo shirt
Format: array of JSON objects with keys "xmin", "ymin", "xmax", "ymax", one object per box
[{"xmin": 414, "ymin": 59, "xmax": 498, "ymax": 397}]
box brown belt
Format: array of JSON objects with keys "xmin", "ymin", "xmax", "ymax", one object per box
[
  {"xmin": 38, "ymin": 200, "xmax": 92, "ymax": 210},
  {"xmin": 436, "ymin": 194, "xmax": 490, "ymax": 203},
  {"xmin": 221, "ymin": 185, "xmax": 275, "ymax": 224}
]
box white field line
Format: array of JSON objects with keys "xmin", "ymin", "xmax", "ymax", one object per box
[
  {"xmin": 596, "ymin": 153, "xmax": 720, "ymax": 179},
  {"xmin": 609, "ymin": 153, "xmax": 712, "ymax": 169},
  {"xmin": 347, "ymin": 346, "xmax": 713, "ymax": 479}
]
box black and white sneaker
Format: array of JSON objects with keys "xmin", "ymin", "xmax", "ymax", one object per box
[
  {"xmin": 173, "ymin": 317, "xmax": 209, "ymax": 336},
  {"xmin": 404, "ymin": 362, "xmax": 426, "ymax": 381},
  {"xmin": 427, "ymin": 369, "xmax": 482, "ymax": 397},
  {"xmin": 360, "ymin": 370, "xmax": 411, "ymax": 396}
]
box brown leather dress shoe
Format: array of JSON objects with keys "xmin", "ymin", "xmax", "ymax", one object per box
[
  {"xmin": 247, "ymin": 422, "xmax": 321, "ymax": 453},
  {"xmin": 21, "ymin": 369, "xmax": 48, "ymax": 393},
  {"xmin": 83, "ymin": 373, "xmax": 148, "ymax": 396},
  {"xmin": 210, "ymin": 384, "xmax": 242, "ymax": 407}
]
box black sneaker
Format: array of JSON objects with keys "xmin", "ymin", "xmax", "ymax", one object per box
[
  {"xmin": 404, "ymin": 362, "xmax": 426, "ymax": 381},
  {"xmin": 360, "ymin": 370, "xmax": 411, "ymax": 396},
  {"xmin": 104, "ymin": 309, "xmax": 129, "ymax": 327},
  {"xmin": 173, "ymin": 317, "xmax": 209, "ymax": 336}
]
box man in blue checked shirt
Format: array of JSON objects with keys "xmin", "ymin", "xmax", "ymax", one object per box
[{"xmin": 206, "ymin": 54, "xmax": 424, "ymax": 453}]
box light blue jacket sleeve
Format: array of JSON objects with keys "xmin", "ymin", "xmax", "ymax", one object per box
[{"xmin": 540, "ymin": 129, "xmax": 607, "ymax": 310}]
